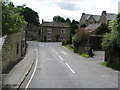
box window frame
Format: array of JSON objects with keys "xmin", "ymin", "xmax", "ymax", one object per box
[
  {"xmin": 61, "ymin": 29, "xmax": 66, "ymax": 34},
  {"xmin": 47, "ymin": 28, "xmax": 52, "ymax": 33}
]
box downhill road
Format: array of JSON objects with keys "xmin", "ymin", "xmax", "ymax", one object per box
[{"xmin": 24, "ymin": 42, "xmax": 118, "ymax": 88}]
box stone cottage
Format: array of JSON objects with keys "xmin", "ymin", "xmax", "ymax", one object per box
[
  {"xmin": 79, "ymin": 13, "xmax": 91, "ymax": 27},
  {"xmin": 85, "ymin": 23, "xmax": 109, "ymax": 35},
  {"xmin": 85, "ymin": 23, "xmax": 109, "ymax": 50},
  {"xmin": 41, "ymin": 21, "xmax": 70, "ymax": 42},
  {"xmin": 2, "ymin": 30, "xmax": 26, "ymax": 73},
  {"xmin": 87, "ymin": 15, "xmax": 100, "ymax": 25},
  {"xmin": 99, "ymin": 11, "xmax": 117, "ymax": 25}
]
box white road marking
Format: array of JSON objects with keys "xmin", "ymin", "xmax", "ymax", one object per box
[
  {"xmin": 52, "ymin": 50, "xmax": 57, "ymax": 54},
  {"xmin": 61, "ymin": 51, "xmax": 67, "ymax": 55},
  {"xmin": 66, "ymin": 63, "xmax": 75, "ymax": 74},
  {"xmin": 58, "ymin": 56, "xmax": 64, "ymax": 61},
  {"xmin": 25, "ymin": 46, "xmax": 38, "ymax": 89}
]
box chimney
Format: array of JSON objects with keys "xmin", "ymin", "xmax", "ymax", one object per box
[
  {"xmin": 82, "ymin": 13, "xmax": 85, "ymax": 16},
  {"xmin": 42, "ymin": 19, "xmax": 44, "ymax": 23},
  {"xmin": 103, "ymin": 11, "xmax": 106, "ymax": 15}
]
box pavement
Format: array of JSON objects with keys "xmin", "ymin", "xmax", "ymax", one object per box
[{"xmin": 2, "ymin": 41, "xmax": 37, "ymax": 89}]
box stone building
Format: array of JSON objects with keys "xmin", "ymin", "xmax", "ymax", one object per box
[
  {"xmin": 99, "ymin": 11, "xmax": 116, "ymax": 25},
  {"xmin": 2, "ymin": 30, "xmax": 26, "ymax": 73},
  {"xmin": 41, "ymin": 21, "xmax": 70, "ymax": 42},
  {"xmin": 26, "ymin": 25, "xmax": 40, "ymax": 41},
  {"xmin": 85, "ymin": 23, "xmax": 109, "ymax": 50},
  {"xmin": 87, "ymin": 15, "xmax": 100, "ymax": 25},
  {"xmin": 85, "ymin": 23, "xmax": 109, "ymax": 35},
  {"xmin": 79, "ymin": 11, "xmax": 116, "ymax": 27},
  {"xmin": 79, "ymin": 13, "xmax": 91, "ymax": 27}
]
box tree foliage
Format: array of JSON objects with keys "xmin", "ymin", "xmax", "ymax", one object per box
[
  {"xmin": 53, "ymin": 15, "xmax": 65, "ymax": 22},
  {"xmin": 70, "ymin": 20, "xmax": 79, "ymax": 36},
  {"xmin": 66, "ymin": 18, "xmax": 71, "ymax": 24},
  {"xmin": 2, "ymin": 1, "xmax": 27, "ymax": 35},
  {"xmin": 80, "ymin": 24, "xmax": 87, "ymax": 28},
  {"xmin": 102, "ymin": 17, "xmax": 120, "ymax": 55},
  {"xmin": 73, "ymin": 28, "xmax": 89, "ymax": 47},
  {"xmin": 102, "ymin": 13, "xmax": 120, "ymax": 70},
  {"xmin": 18, "ymin": 6, "xmax": 40, "ymax": 26}
]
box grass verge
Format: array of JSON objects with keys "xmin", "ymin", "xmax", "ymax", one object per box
[
  {"xmin": 63, "ymin": 45, "xmax": 90, "ymax": 58},
  {"xmin": 63, "ymin": 45, "xmax": 74, "ymax": 51},
  {"xmin": 100, "ymin": 61, "xmax": 108, "ymax": 66},
  {"xmin": 81, "ymin": 53, "xmax": 90, "ymax": 58}
]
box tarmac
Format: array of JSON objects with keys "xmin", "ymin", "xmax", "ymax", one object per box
[
  {"xmin": 2, "ymin": 41, "xmax": 37, "ymax": 89},
  {"xmin": 1, "ymin": 41, "xmax": 115, "ymax": 89}
]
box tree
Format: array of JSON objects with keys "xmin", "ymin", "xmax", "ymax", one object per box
[
  {"xmin": 73, "ymin": 28, "xmax": 89, "ymax": 47},
  {"xmin": 65, "ymin": 18, "xmax": 71, "ymax": 24},
  {"xmin": 70, "ymin": 20, "xmax": 79, "ymax": 36},
  {"xmin": 53, "ymin": 15, "xmax": 65, "ymax": 22},
  {"xmin": 18, "ymin": 6, "xmax": 40, "ymax": 26},
  {"xmin": 102, "ymin": 20, "xmax": 120, "ymax": 55},
  {"xmin": 80, "ymin": 24, "xmax": 87, "ymax": 28},
  {"xmin": 2, "ymin": 1, "xmax": 27, "ymax": 36},
  {"xmin": 102, "ymin": 13, "xmax": 120, "ymax": 70}
]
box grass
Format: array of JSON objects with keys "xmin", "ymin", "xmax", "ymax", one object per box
[
  {"xmin": 77, "ymin": 52, "xmax": 90, "ymax": 58},
  {"xmin": 100, "ymin": 61, "xmax": 108, "ymax": 66},
  {"xmin": 63, "ymin": 45, "xmax": 74, "ymax": 51},
  {"xmin": 63, "ymin": 45, "xmax": 90, "ymax": 58},
  {"xmin": 81, "ymin": 53, "xmax": 90, "ymax": 58}
]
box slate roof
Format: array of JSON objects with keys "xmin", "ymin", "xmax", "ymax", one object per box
[
  {"xmin": 85, "ymin": 24, "xmax": 101, "ymax": 33},
  {"xmin": 93, "ymin": 15, "xmax": 100, "ymax": 21},
  {"xmin": 42, "ymin": 21, "xmax": 70, "ymax": 28},
  {"xmin": 84, "ymin": 14, "xmax": 91, "ymax": 20},
  {"xmin": 106, "ymin": 13, "xmax": 117, "ymax": 20}
]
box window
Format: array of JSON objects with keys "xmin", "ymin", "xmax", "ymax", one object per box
[
  {"xmin": 61, "ymin": 29, "xmax": 66, "ymax": 34},
  {"xmin": 47, "ymin": 28, "xmax": 52, "ymax": 33},
  {"xmin": 47, "ymin": 36, "xmax": 52, "ymax": 40}
]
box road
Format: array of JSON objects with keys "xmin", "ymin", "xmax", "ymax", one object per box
[{"xmin": 21, "ymin": 42, "xmax": 118, "ymax": 88}]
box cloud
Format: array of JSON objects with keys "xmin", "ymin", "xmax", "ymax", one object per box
[
  {"xmin": 10, "ymin": 0, "xmax": 119, "ymax": 23},
  {"xmin": 55, "ymin": 2, "xmax": 81, "ymax": 11}
]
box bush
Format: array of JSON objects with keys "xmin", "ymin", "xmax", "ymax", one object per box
[{"xmin": 72, "ymin": 29, "xmax": 89, "ymax": 49}]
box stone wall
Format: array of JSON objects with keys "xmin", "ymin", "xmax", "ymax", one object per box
[
  {"xmin": 105, "ymin": 52, "xmax": 120, "ymax": 71},
  {"xmin": 41, "ymin": 26, "xmax": 70, "ymax": 42},
  {"xmin": 2, "ymin": 31, "xmax": 26, "ymax": 73}
]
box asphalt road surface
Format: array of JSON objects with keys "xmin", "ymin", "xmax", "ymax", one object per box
[{"xmin": 22, "ymin": 42, "xmax": 118, "ymax": 88}]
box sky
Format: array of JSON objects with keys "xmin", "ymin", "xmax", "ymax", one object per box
[{"xmin": 10, "ymin": 0, "xmax": 120, "ymax": 23}]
